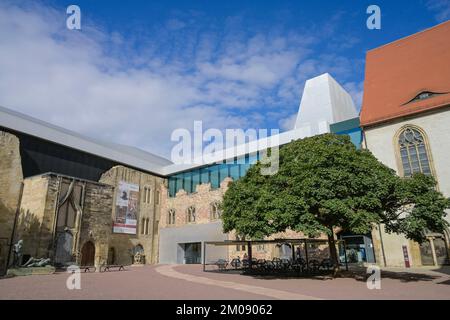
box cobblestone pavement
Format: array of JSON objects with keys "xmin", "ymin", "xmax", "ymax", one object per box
[{"xmin": 0, "ymin": 264, "xmax": 449, "ymax": 299}]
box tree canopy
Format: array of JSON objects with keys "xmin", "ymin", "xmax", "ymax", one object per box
[{"xmin": 222, "ymin": 133, "xmax": 449, "ymax": 265}]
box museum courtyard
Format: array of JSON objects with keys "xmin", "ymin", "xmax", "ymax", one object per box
[{"xmin": 0, "ymin": 265, "xmax": 449, "ymax": 300}]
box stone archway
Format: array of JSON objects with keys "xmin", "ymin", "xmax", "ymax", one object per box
[
  {"xmin": 81, "ymin": 241, "xmax": 95, "ymax": 266},
  {"xmin": 420, "ymin": 233, "xmax": 450, "ymax": 266}
]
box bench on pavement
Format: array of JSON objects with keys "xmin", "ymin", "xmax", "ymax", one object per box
[
  {"xmin": 79, "ymin": 266, "xmax": 96, "ymax": 273},
  {"xmin": 100, "ymin": 265, "xmax": 125, "ymax": 272}
]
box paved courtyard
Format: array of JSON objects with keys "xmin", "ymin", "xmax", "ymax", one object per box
[{"xmin": 0, "ymin": 264, "xmax": 449, "ymax": 299}]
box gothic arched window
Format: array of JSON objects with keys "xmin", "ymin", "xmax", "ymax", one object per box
[
  {"xmin": 167, "ymin": 209, "xmax": 176, "ymax": 225},
  {"xmin": 187, "ymin": 206, "xmax": 196, "ymax": 223},
  {"xmin": 397, "ymin": 126, "xmax": 432, "ymax": 177},
  {"xmin": 210, "ymin": 202, "xmax": 221, "ymax": 220}
]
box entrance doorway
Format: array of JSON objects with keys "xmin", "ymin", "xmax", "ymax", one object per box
[
  {"xmin": 180, "ymin": 242, "xmax": 201, "ymax": 264},
  {"xmin": 81, "ymin": 241, "xmax": 95, "ymax": 266},
  {"xmin": 338, "ymin": 233, "xmax": 375, "ymax": 264}
]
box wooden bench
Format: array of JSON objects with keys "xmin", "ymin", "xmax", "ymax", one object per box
[
  {"xmin": 100, "ymin": 265, "xmax": 125, "ymax": 272},
  {"xmin": 79, "ymin": 266, "xmax": 96, "ymax": 273}
]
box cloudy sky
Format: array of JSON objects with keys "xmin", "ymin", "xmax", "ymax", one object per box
[{"xmin": 0, "ymin": 0, "xmax": 448, "ymax": 158}]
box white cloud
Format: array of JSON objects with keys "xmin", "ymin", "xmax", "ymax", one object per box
[
  {"xmin": 278, "ymin": 113, "xmax": 298, "ymax": 131},
  {"xmin": 0, "ymin": 2, "xmax": 361, "ymax": 158}
]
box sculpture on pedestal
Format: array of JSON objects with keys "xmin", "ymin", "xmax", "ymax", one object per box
[
  {"xmin": 12, "ymin": 240, "xmax": 23, "ymax": 267},
  {"xmin": 22, "ymin": 257, "xmax": 52, "ymax": 268}
]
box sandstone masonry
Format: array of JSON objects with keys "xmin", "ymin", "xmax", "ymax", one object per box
[{"xmin": 0, "ymin": 132, "xmax": 23, "ymax": 273}]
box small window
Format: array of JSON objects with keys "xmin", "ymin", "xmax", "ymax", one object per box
[
  {"xmin": 210, "ymin": 202, "xmax": 222, "ymax": 220},
  {"xmin": 167, "ymin": 209, "xmax": 176, "ymax": 225},
  {"xmin": 143, "ymin": 187, "xmax": 146, "ymax": 203},
  {"xmin": 145, "ymin": 218, "xmax": 150, "ymax": 235},
  {"xmin": 403, "ymin": 91, "xmax": 445, "ymax": 104},
  {"xmin": 155, "ymin": 190, "xmax": 160, "ymax": 205},
  {"xmin": 235, "ymin": 235, "xmax": 246, "ymax": 251},
  {"xmin": 141, "ymin": 218, "xmax": 145, "ymax": 234},
  {"xmin": 187, "ymin": 206, "xmax": 196, "ymax": 223},
  {"xmin": 143, "ymin": 187, "xmax": 152, "ymax": 204}
]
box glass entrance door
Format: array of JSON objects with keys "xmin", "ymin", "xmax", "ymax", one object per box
[{"xmin": 183, "ymin": 242, "xmax": 201, "ymax": 264}]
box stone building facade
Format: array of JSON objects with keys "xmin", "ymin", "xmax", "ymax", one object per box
[
  {"xmin": 99, "ymin": 165, "xmax": 165, "ymax": 265},
  {"xmin": 0, "ymin": 132, "xmax": 23, "ymax": 274},
  {"xmin": 0, "ymin": 128, "xmax": 166, "ymax": 272},
  {"xmin": 160, "ymin": 178, "xmax": 231, "ymax": 229},
  {"xmin": 159, "ymin": 176, "xmax": 331, "ymax": 264},
  {"xmin": 14, "ymin": 173, "xmax": 114, "ymax": 269},
  {"xmin": 159, "ymin": 178, "xmax": 232, "ymax": 264}
]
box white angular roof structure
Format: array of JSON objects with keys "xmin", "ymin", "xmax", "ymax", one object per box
[{"xmin": 294, "ymin": 73, "xmax": 358, "ymax": 135}]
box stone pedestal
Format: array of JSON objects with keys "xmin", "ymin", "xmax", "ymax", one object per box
[{"xmin": 7, "ymin": 266, "xmax": 56, "ymax": 276}]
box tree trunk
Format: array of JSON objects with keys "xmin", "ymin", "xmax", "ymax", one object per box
[{"xmin": 327, "ymin": 229, "xmax": 340, "ymax": 276}]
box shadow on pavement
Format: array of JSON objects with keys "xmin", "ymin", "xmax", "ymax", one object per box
[{"xmin": 204, "ymin": 267, "xmax": 446, "ymax": 284}]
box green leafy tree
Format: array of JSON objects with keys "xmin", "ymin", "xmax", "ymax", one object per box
[{"xmin": 222, "ymin": 133, "xmax": 449, "ymax": 269}]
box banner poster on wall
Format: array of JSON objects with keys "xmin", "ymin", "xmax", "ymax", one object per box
[{"xmin": 113, "ymin": 181, "xmax": 139, "ymax": 234}]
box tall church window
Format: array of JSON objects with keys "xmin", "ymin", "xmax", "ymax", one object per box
[{"xmin": 397, "ymin": 126, "xmax": 433, "ymax": 177}]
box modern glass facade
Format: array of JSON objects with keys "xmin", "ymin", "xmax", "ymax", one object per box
[
  {"xmin": 168, "ymin": 118, "xmax": 362, "ymax": 197},
  {"xmin": 168, "ymin": 153, "xmax": 259, "ymax": 197}
]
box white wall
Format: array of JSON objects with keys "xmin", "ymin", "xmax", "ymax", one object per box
[
  {"xmin": 365, "ymin": 109, "xmax": 450, "ymax": 267},
  {"xmin": 364, "ymin": 109, "xmax": 450, "ymax": 199},
  {"xmin": 294, "ymin": 73, "xmax": 358, "ymax": 134}
]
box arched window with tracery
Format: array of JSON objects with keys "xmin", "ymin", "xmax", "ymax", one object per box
[
  {"xmin": 187, "ymin": 206, "xmax": 196, "ymax": 223},
  {"xmin": 167, "ymin": 209, "xmax": 176, "ymax": 225},
  {"xmin": 210, "ymin": 202, "xmax": 221, "ymax": 220},
  {"xmin": 396, "ymin": 126, "xmax": 433, "ymax": 177}
]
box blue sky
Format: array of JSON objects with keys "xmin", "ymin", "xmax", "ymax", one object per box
[{"xmin": 0, "ymin": 0, "xmax": 448, "ymax": 157}]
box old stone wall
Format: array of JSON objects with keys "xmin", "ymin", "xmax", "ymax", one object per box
[
  {"xmin": 15, "ymin": 174, "xmax": 114, "ymax": 269},
  {"xmin": 78, "ymin": 180, "xmax": 114, "ymax": 268},
  {"xmin": 0, "ymin": 131, "xmax": 23, "ymax": 273},
  {"xmin": 160, "ymin": 178, "xmax": 231, "ymax": 229},
  {"xmin": 15, "ymin": 175, "xmax": 56, "ymax": 260},
  {"xmin": 160, "ymin": 177, "xmax": 321, "ymax": 263},
  {"xmin": 99, "ymin": 165, "xmax": 165, "ymax": 265}
]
